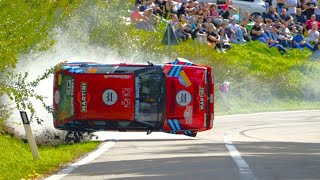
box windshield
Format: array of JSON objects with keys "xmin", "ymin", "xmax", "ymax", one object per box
[{"xmin": 134, "ymin": 67, "xmax": 165, "ymax": 129}]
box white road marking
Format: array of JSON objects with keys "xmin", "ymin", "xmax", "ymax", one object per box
[
  {"xmin": 45, "ymin": 141, "xmax": 116, "ymax": 180},
  {"xmin": 224, "ymin": 131, "xmax": 256, "ymax": 180}
]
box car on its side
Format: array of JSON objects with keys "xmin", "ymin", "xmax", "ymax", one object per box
[{"xmin": 53, "ymin": 58, "xmax": 214, "ymax": 137}]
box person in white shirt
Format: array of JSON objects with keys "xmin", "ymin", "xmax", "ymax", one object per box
[
  {"xmin": 306, "ymin": 22, "xmax": 320, "ymax": 44},
  {"xmin": 285, "ymin": 0, "xmax": 297, "ymax": 16},
  {"xmin": 227, "ymin": 19, "xmax": 247, "ymax": 44}
]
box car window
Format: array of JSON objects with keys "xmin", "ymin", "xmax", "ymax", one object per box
[{"xmin": 135, "ymin": 68, "xmax": 165, "ymax": 128}]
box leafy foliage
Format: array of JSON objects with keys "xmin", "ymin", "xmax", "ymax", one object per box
[{"xmin": 0, "ymin": 0, "xmax": 83, "ymax": 129}]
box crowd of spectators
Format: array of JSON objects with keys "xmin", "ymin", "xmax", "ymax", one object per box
[{"xmin": 132, "ymin": 0, "xmax": 320, "ymax": 54}]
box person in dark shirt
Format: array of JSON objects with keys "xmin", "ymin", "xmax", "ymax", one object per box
[
  {"xmin": 154, "ymin": 0, "xmax": 165, "ymax": 16},
  {"xmin": 192, "ymin": 23, "xmax": 207, "ymax": 44},
  {"xmin": 294, "ymin": 7, "xmax": 307, "ymax": 24},
  {"xmin": 250, "ymin": 18, "xmax": 270, "ymax": 43},
  {"xmin": 177, "ymin": 2, "xmax": 187, "ymax": 17},
  {"xmin": 221, "ymin": 6, "xmax": 237, "ymax": 20},
  {"xmin": 207, "ymin": 24, "xmax": 223, "ymax": 51},
  {"xmin": 303, "ymin": 0, "xmax": 317, "ymax": 19},
  {"xmin": 279, "ymin": 8, "xmax": 293, "ymax": 23}
]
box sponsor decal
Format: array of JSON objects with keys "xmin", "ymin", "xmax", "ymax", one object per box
[
  {"xmin": 58, "ymin": 74, "xmax": 62, "ymax": 86},
  {"xmin": 176, "ymin": 90, "xmax": 192, "ymax": 106},
  {"xmin": 87, "ymin": 68, "xmax": 97, "ymax": 73},
  {"xmin": 121, "ymin": 98, "xmax": 131, "ymax": 108},
  {"xmin": 167, "ymin": 65, "xmax": 192, "ymax": 87},
  {"xmin": 204, "ymin": 114, "xmax": 207, "ymax": 127},
  {"xmin": 199, "ymin": 87, "xmax": 205, "ymax": 110},
  {"xmin": 66, "ymin": 80, "xmax": 72, "ymax": 95},
  {"xmin": 184, "ymin": 106, "xmax": 193, "ymax": 124},
  {"xmin": 121, "ymin": 88, "xmax": 131, "ymax": 108},
  {"xmin": 122, "ymin": 88, "xmax": 131, "ymax": 97},
  {"xmin": 167, "ymin": 119, "xmax": 193, "ymax": 135},
  {"xmin": 167, "ymin": 65, "xmax": 183, "ymax": 77},
  {"xmin": 178, "ymin": 70, "xmax": 191, "ymax": 87},
  {"xmin": 70, "ymin": 79, "xmax": 74, "ymax": 116},
  {"xmin": 102, "ymin": 89, "xmax": 118, "ymax": 105},
  {"xmin": 60, "ymin": 111, "xmax": 67, "ymax": 120},
  {"xmin": 54, "ymin": 90, "xmax": 60, "ymax": 104},
  {"xmin": 80, "ymin": 82, "xmax": 88, "ymax": 112},
  {"xmin": 134, "ymin": 77, "xmax": 140, "ymax": 119},
  {"xmin": 104, "ymin": 75, "xmax": 131, "ymax": 79}
]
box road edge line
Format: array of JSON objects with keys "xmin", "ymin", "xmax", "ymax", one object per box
[{"xmin": 45, "ymin": 141, "xmax": 116, "ymax": 180}]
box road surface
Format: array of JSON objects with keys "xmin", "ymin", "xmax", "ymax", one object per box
[{"xmin": 46, "ymin": 110, "xmax": 320, "ymax": 180}]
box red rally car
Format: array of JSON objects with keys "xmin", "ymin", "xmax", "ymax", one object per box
[{"xmin": 53, "ymin": 58, "xmax": 214, "ymax": 137}]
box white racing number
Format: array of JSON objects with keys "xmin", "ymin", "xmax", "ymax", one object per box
[
  {"xmin": 176, "ymin": 90, "xmax": 192, "ymax": 106},
  {"xmin": 102, "ymin": 89, "xmax": 118, "ymax": 105}
]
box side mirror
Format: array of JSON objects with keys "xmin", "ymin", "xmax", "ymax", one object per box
[{"xmin": 147, "ymin": 61, "xmax": 154, "ymax": 66}]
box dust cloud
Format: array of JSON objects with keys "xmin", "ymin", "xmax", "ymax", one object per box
[{"xmin": 4, "ymin": 2, "xmax": 130, "ymax": 145}]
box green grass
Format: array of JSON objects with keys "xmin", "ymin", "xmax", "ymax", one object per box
[{"xmin": 0, "ymin": 135, "xmax": 100, "ymax": 180}]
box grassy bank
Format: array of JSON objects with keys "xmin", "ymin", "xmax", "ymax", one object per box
[{"xmin": 0, "ymin": 135, "xmax": 100, "ymax": 180}]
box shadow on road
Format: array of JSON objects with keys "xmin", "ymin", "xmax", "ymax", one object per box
[{"xmin": 63, "ymin": 140, "xmax": 320, "ymax": 180}]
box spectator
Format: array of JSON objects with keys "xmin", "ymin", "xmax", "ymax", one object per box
[
  {"xmin": 263, "ymin": 18, "xmax": 279, "ymax": 41},
  {"xmin": 267, "ymin": 38, "xmax": 289, "ymax": 54},
  {"xmin": 306, "ymin": 22, "xmax": 319, "ymax": 44},
  {"xmin": 279, "ymin": 8, "xmax": 294, "ymax": 24},
  {"xmin": 294, "ymin": 8, "xmax": 307, "ymax": 25},
  {"xmin": 315, "ymin": 0, "xmax": 320, "ymax": 21},
  {"xmin": 164, "ymin": 0, "xmax": 174, "ymax": 18},
  {"xmin": 209, "ymin": 3, "xmax": 220, "ymax": 18},
  {"xmin": 178, "ymin": 14, "xmax": 189, "ymax": 27},
  {"xmin": 292, "ymin": 26, "xmax": 314, "ymax": 50},
  {"xmin": 303, "ymin": 0, "xmax": 317, "ymax": 19},
  {"xmin": 175, "ymin": 24, "xmax": 192, "ymax": 41},
  {"xmin": 177, "ymin": 2, "xmax": 188, "ymax": 17},
  {"xmin": 208, "ymin": 4, "xmax": 222, "ymax": 26},
  {"xmin": 228, "ymin": 19, "xmax": 247, "ymax": 44},
  {"xmin": 278, "ymin": 23, "xmax": 293, "ymax": 47},
  {"xmin": 276, "ymin": 0, "xmax": 286, "ymax": 14},
  {"xmin": 264, "ymin": 5, "xmax": 281, "ymax": 22},
  {"xmin": 131, "ymin": 5, "xmax": 143, "ymax": 23},
  {"xmin": 219, "ymin": 27, "xmax": 232, "ymax": 50},
  {"xmin": 264, "ymin": 0, "xmax": 273, "ymax": 11},
  {"xmin": 139, "ymin": 0, "xmax": 148, "ymax": 11},
  {"xmin": 286, "ymin": 0, "xmax": 298, "ymax": 16},
  {"xmin": 207, "ymin": 24, "xmax": 223, "ymax": 52},
  {"xmin": 239, "ymin": 18, "xmax": 251, "ymax": 42},
  {"xmin": 169, "ymin": 14, "xmax": 179, "ymax": 30},
  {"xmin": 306, "ymin": 14, "xmax": 320, "ymax": 30},
  {"xmin": 221, "ymin": 5, "xmax": 237, "ymax": 20},
  {"xmin": 155, "ymin": 0, "xmax": 166, "ymax": 17},
  {"xmin": 134, "ymin": 8, "xmax": 156, "ymax": 31},
  {"xmin": 192, "ymin": 23, "xmax": 207, "ymax": 44},
  {"xmin": 250, "ymin": 17, "xmax": 270, "ymax": 43}
]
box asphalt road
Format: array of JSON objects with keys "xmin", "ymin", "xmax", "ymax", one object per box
[{"xmin": 46, "ymin": 110, "xmax": 320, "ymax": 180}]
